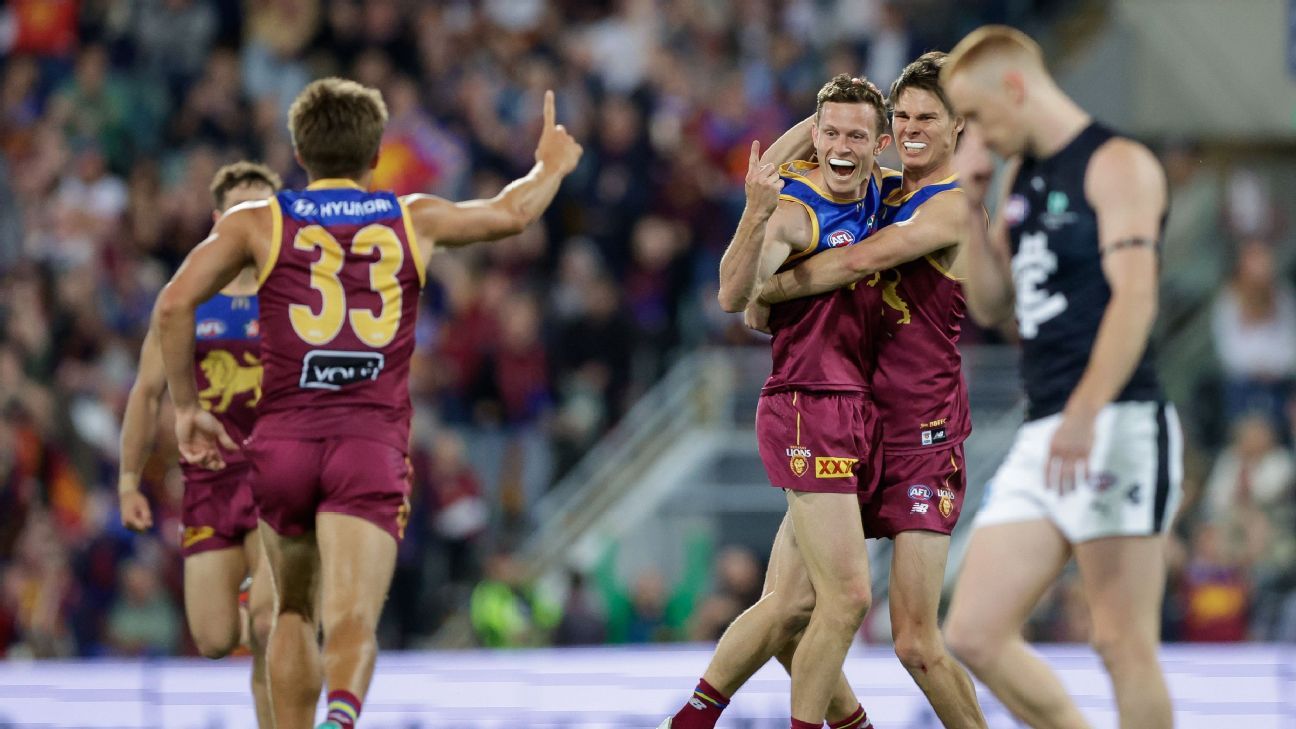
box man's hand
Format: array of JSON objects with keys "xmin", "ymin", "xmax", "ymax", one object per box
[
  {"xmin": 953, "ymin": 121, "xmax": 995, "ymax": 206},
  {"xmin": 1047, "ymin": 407, "xmax": 1097, "ymax": 495},
  {"xmin": 119, "ymin": 489, "xmax": 153, "ymax": 532},
  {"xmin": 744, "ymin": 298, "xmax": 771, "ymax": 334},
  {"xmin": 175, "ymin": 406, "xmax": 237, "ymax": 471},
  {"xmin": 745, "ymin": 140, "xmax": 784, "ymax": 218},
  {"xmin": 535, "ymin": 90, "xmax": 583, "ymax": 175}
]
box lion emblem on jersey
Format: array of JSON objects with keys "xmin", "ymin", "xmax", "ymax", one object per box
[
  {"xmin": 197, "ymin": 351, "xmax": 263, "ymax": 413},
  {"xmin": 866, "ymin": 270, "xmax": 912, "ymax": 325}
]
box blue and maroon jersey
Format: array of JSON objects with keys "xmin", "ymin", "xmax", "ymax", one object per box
[
  {"xmin": 188, "ymin": 292, "xmax": 260, "ymax": 474},
  {"xmin": 762, "ymin": 162, "xmax": 894, "ymax": 394},
  {"xmin": 255, "ymin": 179, "xmax": 426, "ymax": 451},
  {"xmin": 871, "ymin": 174, "xmax": 971, "ymax": 451}
]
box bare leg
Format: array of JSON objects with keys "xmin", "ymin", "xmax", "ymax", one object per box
[
  {"xmin": 944, "ymin": 520, "xmax": 1091, "ymax": 729},
  {"xmin": 183, "ymin": 547, "xmax": 247, "ymax": 658},
  {"xmin": 243, "ymin": 531, "xmax": 276, "ymax": 728},
  {"xmin": 316, "ymin": 513, "xmax": 398, "ymax": 705},
  {"xmin": 786, "ymin": 490, "xmax": 873, "ymax": 722},
  {"xmin": 259, "ymin": 521, "xmax": 323, "ymax": 729},
  {"xmin": 1074, "ymin": 536, "xmax": 1172, "ymax": 729},
  {"xmin": 774, "ymin": 633, "xmax": 862, "ymax": 724},
  {"xmin": 888, "ymin": 531, "xmax": 986, "ymax": 728}
]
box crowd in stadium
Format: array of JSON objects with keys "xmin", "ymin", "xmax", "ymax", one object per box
[{"xmin": 0, "ymin": 0, "xmax": 1293, "ymax": 658}]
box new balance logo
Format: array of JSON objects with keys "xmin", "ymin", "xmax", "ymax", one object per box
[{"xmin": 815, "ymin": 457, "xmax": 857, "ymax": 478}]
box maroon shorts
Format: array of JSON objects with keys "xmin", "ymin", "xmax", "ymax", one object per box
[
  {"xmin": 756, "ymin": 390, "xmax": 883, "ymax": 495},
  {"xmin": 860, "ymin": 443, "xmax": 967, "ymax": 539},
  {"xmin": 246, "ymin": 436, "xmax": 412, "ymax": 542},
  {"xmin": 180, "ymin": 461, "xmax": 258, "ymax": 558}
]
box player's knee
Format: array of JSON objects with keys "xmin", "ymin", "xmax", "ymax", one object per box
[
  {"xmin": 249, "ymin": 605, "xmax": 275, "ymax": 651},
  {"xmin": 943, "ymin": 621, "xmax": 992, "ymax": 670},
  {"xmin": 892, "ymin": 625, "xmax": 946, "ymax": 674},
  {"xmin": 1090, "ymin": 625, "xmax": 1156, "ymax": 669},
  {"xmin": 824, "ymin": 578, "xmax": 872, "ymax": 624},
  {"xmin": 193, "ymin": 625, "xmax": 240, "ymax": 659}
]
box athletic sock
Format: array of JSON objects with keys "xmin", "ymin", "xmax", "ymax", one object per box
[
  {"xmin": 326, "ymin": 690, "xmax": 362, "ymax": 728},
  {"xmin": 791, "ymin": 719, "xmax": 822, "ymax": 729},
  {"xmin": 828, "ymin": 704, "xmax": 871, "ymax": 729},
  {"xmin": 669, "ymin": 678, "xmax": 730, "ymax": 728}
]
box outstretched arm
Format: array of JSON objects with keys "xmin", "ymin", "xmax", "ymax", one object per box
[
  {"xmin": 154, "ymin": 206, "xmax": 260, "ymax": 468},
  {"xmin": 758, "ymin": 189, "xmax": 971, "ymax": 303},
  {"xmin": 403, "ymin": 90, "xmax": 583, "ymax": 264}
]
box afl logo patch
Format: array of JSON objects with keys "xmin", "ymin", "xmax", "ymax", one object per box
[
  {"xmin": 291, "ymin": 198, "xmax": 317, "ymax": 216},
  {"xmin": 1003, "ymin": 194, "xmax": 1029, "ymax": 227},
  {"xmin": 196, "ymin": 319, "xmax": 227, "ymax": 338},
  {"xmin": 827, "ymin": 229, "xmax": 856, "ymax": 248},
  {"xmin": 908, "ymin": 485, "xmax": 932, "ymax": 501}
]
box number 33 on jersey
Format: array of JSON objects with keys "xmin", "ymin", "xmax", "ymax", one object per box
[{"xmin": 257, "ymin": 179, "xmax": 425, "ymax": 423}]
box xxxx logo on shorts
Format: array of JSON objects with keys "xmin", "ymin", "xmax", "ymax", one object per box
[
  {"xmin": 182, "ymin": 526, "xmax": 215, "ymax": 549},
  {"xmin": 815, "ymin": 457, "xmax": 857, "ymax": 479},
  {"xmin": 937, "ymin": 488, "xmax": 955, "ymax": 518},
  {"xmin": 786, "ymin": 446, "xmax": 812, "ymax": 477}
]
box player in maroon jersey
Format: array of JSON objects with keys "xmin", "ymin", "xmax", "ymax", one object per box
[
  {"xmin": 153, "ymin": 79, "xmax": 581, "ymax": 729},
  {"xmin": 118, "ymin": 161, "xmax": 280, "ymax": 728},
  {"xmin": 665, "ymin": 75, "xmax": 892, "ymax": 729},
  {"xmin": 752, "ymin": 52, "xmax": 990, "ymax": 728}
]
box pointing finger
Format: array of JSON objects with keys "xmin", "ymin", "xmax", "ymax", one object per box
[
  {"xmin": 749, "ymin": 139, "xmax": 761, "ymax": 170},
  {"xmin": 543, "ymin": 89, "xmax": 555, "ymax": 128}
]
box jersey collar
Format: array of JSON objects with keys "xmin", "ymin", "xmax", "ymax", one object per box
[{"xmin": 306, "ymin": 178, "xmax": 366, "ymax": 191}]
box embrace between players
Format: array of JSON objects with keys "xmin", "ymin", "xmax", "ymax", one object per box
[{"xmin": 663, "ymin": 25, "xmax": 1181, "ymax": 729}]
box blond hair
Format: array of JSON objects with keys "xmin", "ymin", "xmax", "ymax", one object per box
[
  {"xmin": 287, "ymin": 78, "xmax": 389, "ymax": 180},
  {"xmin": 942, "ymin": 25, "xmax": 1045, "ymax": 84},
  {"xmin": 209, "ymin": 161, "xmax": 282, "ymax": 210}
]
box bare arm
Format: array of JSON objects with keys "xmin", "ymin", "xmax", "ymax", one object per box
[
  {"xmin": 1065, "ymin": 139, "xmax": 1167, "ymax": 417},
  {"xmin": 403, "ymin": 90, "xmax": 582, "ymax": 264},
  {"xmin": 760, "ymin": 115, "xmax": 815, "ymax": 167},
  {"xmin": 758, "ymin": 189, "xmax": 971, "ymax": 303},
  {"xmin": 718, "ymin": 140, "xmax": 787, "ymax": 312},
  {"xmin": 154, "ymin": 207, "xmax": 260, "ymax": 467},
  {"xmin": 118, "ymin": 327, "xmax": 166, "ymax": 493},
  {"xmin": 953, "ymin": 124, "xmax": 1016, "ymax": 327},
  {"xmin": 719, "ymin": 196, "xmax": 808, "ymax": 313}
]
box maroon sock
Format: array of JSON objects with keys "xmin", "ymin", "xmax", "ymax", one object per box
[
  {"xmin": 791, "ymin": 719, "xmax": 822, "ymax": 729},
  {"xmin": 828, "ymin": 704, "xmax": 871, "ymax": 729},
  {"xmin": 669, "ymin": 678, "xmax": 730, "ymax": 728},
  {"xmin": 326, "ymin": 689, "xmax": 361, "ymax": 728}
]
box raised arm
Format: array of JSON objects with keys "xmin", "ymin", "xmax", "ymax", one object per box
[
  {"xmin": 758, "ymin": 189, "xmax": 972, "ymax": 303},
  {"xmin": 154, "ymin": 206, "xmax": 263, "ymax": 468},
  {"xmin": 1047, "ymin": 138, "xmax": 1167, "ymax": 492},
  {"xmin": 951, "ymin": 122, "xmax": 1015, "ymax": 327},
  {"xmin": 718, "ymin": 140, "xmax": 786, "ymax": 312},
  {"xmin": 402, "ymin": 90, "xmax": 582, "ymax": 265},
  {"xmin": 117, "ymin": 326, "xmax": 167, "ymax": 531},
  {"xmin": 760, "ymin": 115, "xmax": 816, "ymax": 167}
]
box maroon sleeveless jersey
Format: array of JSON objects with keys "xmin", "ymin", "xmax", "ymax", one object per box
[
  {"xmin": 254, "ymin": 179, "xmax": 425, "ymax": 452},
  {"xmin": 872, "ymin": 177, "xmax": 971, "ymax": 451},
  {"xmin": 187, "ymin": 292, "xmax": 260, "ymax": 473},
  {"xmin": 762, "ymin": 163, "xmax": 887, "ymax": 394}
]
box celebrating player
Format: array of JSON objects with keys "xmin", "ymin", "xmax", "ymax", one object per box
[
  {"xmin": 940, "ymin": 26, "xmax": 1180, "ymax": 729},
  {"xmin": 153, "ymin": 79, "xmax": 581, "ymax": 729},
  {"xmin": 118, "ymin": 161, "xmax": 280, "ymax": 728},
  {"xmin": 663, "ymin": 74, "xmax": 891, "ymax": 729}
]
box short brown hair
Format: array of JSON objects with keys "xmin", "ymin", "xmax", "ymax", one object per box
[
  {"xmin": 942, "ymin": 25, "xmax": 1045, "ymax": 84},
  {"xmin": 287, "ymin": 78, "xmax": 389, "ymax": 180},
  {"xmin": 815, "ymin": 74, "xmax": 889, "ymax": 136},
  {"xmin": 889, "ymin": 52, "xmax": 954, "ymax": 117},
  {"xmin": 210, "ymin": 161, "xmax": 282, "ymax": 210}
]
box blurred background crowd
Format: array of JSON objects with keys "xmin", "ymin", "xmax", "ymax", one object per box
[{"xmin": 0, "ymin": 0, "xmax": 1294, "ymax": 658}]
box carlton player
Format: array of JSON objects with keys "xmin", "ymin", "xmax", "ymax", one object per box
[
  {"xmin": 940, "ymin": 28, "xmax": 1180, "ymax": 729},
  {"xmin": 154, "ymin": 79, "xmax": 581, "ymax": 729},
  {"xmin": 118, "ymin": 161, "xmax": 280, "ymax": 728},
  {"xmin": 663, "ymin": 75, "xmax": 891, "ymax": 729}
]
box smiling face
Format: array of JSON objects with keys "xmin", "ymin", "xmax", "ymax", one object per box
[
  {"xmin": 891, "ymin": 87, "xmax": 962, "ymax": 177},
  {"xmin": 811, "ymin": 101, "xmax": 886, "ymax": 197}
]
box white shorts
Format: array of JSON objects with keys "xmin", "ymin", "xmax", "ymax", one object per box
[{"xmin": 973, "ymin": 401, "xmax": 1183, "ymax": 543}]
